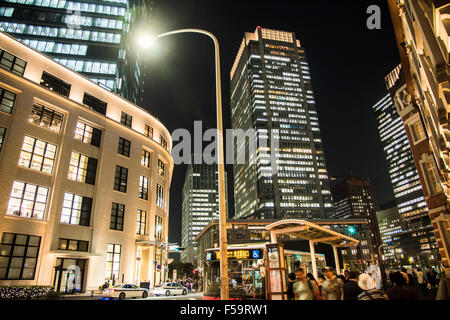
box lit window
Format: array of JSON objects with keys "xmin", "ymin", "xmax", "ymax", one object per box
[
  {"xmin": 139, "ymin": 176, "xmax": 149, "ymax": 200},
  {"xmin": 156, "ymin": 184, "xmax": 164, "ymax": 209},
  {"xmin": 105, "ymin": 244, "xmax": 121, "ymax": 281},
  {"xmin": 60, "ymin": 192, "xmax": 92, "ymax": 226},
  {"xmin": 158, "ymin": 159, "xmax": 165, "ymax": 177},
  {"xmin": 29, "ymin": 103, "xmax": 64, "ymax": 133},
  {"xmin": 7, "ymin": 181, "xmax": 48, "ymax": 220},
  {"xmin": 144, "ymin": 123, "xmax": 153, "ymax": 138},
  {"xmin": 18, "ymin": 136, "xmax": 57, "ymax": 174},
  {"xmin": 68, "ymin": 152, "xmax": 97, "ymax": 185},
  {"xmin": 74, "ymin": 121, "xmax": 102, "ymax": 147},
  {"xmin": 155, "ymin": 215, "xmax": 163, "ymax": 240},
  {"xmin": 410, "ymin": 119, "xmax": 426, "ymax": 143},
  {"xmin": 58, "ymin": 238, "xmax": 88, "ymax": 252},
  {"xmin": 141, "ymin": 149, "xmax": 151, "ymax": 167},
  {"xmin": 160, "ymin": 135, "xmax": 167, "ymax": 150},
  {"xmin": 136, "ymin": 209, "xmax": 146, "ymax": 235},
  {"xmin": 40, "ymin": 71, "xmax": 71, "ymax": 97}
]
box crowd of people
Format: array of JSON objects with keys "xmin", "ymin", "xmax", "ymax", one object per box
[
  {"xmin": 174, "ymin": 278, "xmax": 202, "ymax": 293},
  {"xmin": 287, "ymin": 263, "xmax": 442, "ymax": 300}
]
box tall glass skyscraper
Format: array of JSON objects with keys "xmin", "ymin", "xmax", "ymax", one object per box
[
  {"xmin": 373, "ymin": 91, "xmax": 429, "ymax": 226},
  {"xmin": 373, "ymin": 81, "xmax": 437, "ymax": 260},
  {"xmin": 230, "ymin": 27, "xmax": 334, "ymax": 220},
  {"xmin": 0, "ymin": 0, "xmax": 152, "ymax": 104},
  {"xmin": 181, "ymin": 160, "xmax": 227, "ymax": 265}
]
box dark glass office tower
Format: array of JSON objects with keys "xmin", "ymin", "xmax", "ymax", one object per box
[
  {"xmin": 230, "ymin": 27, "xmax": 334, "ymax": 220},
  {"xmin": 0, "ymin": 0, "xmax": 152, "ymax": 104}
]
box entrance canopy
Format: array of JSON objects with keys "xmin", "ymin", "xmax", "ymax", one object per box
[{"xmin": 265, "ymin": 219, "xmax": 359, "ymax": 247}]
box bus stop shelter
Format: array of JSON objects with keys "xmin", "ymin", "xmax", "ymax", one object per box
[{"xmin": 265, "ymin": 219, "xmax": 359, "ymax": 279}]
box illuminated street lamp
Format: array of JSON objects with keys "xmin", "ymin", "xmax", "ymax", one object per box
[{"xmin": 138, "ymin": 29, "xmax": 229, "ymax": 300}]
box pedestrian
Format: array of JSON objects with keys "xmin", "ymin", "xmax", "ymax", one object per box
[
  {"xmin": 426, "ymin": 266, "xmax": 437, "ymax": 288},
  {"xmin": 357, "ymin": 273, "xmax": 388, "ymax": 300},
  {"xmin": 416, "ymin": 268, "xmax": 428, "ymax": 296},
  {"xmin": 320, "ymin": 267, "xmax": 344, "ymax": 300},
  {"xmin": 287, "ymin": 272, "xmax": 296, "ymax": 300},
  {"xmin": 186, "ymin": 281, "xmax": 191, "ymax": 293},
  {"xmin": 306, "ymin": 273, "xmax": 319, "ymax": 288},
  {"xmin": 343, "ymin": 271, "xmax": 363, "ymax": 300},
  {"xmin": 293, "ymin": 268, "xmax": 321, "ymax": 300},
  {"xmin": 344, "ymin": 270, "xmax": 350, "ymax": 283},
  {"xmin": 386, "ymin": 271, "xmax": 420, "ymax": 300},
  {"xmin": 317, "ymin": 275, "xmax": 326, "ymax": 294}
]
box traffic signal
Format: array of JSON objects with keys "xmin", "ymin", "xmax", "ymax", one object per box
[{"xmin": 348, "ymin": 226, "xmax": 356, "ymax": 234}]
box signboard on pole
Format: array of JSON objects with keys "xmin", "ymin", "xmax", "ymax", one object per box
[{"xmin": 265, "ymin": 243, "xmax": 286, "ymax": 300}]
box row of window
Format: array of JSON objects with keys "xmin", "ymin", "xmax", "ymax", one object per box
[
  {"xmin": 0, "ymin": 49, "xmax": 169, "ymax": 151},
  {"xmin": 0, "ymin": 22, "xmax": 122, "ymax": 44},
  {"xmin": 7, "ymin": 179, "xmax": 166, "ymax": 223},
  {"xmin": 54, "ymin": 58, "xmax": 117, "ymax": 75},
  {"xmin": 6, "ymin": 0, "xmax": 127, "ymax": 17},
  {"xmin": 20, "ymin": 39, "xmax": 88, "ymax": 56}
]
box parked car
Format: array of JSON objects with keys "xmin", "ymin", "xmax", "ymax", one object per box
[
  {"xmin": 153, "ymin": 282, "xmax": 188, "ymax": 296},
  {"xmin": 102, "ymin": 284, "xmax": 149, "ymax": 300}
]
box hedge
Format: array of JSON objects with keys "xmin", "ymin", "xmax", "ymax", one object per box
[{"xmin": 0, "ymin": 285, "xmax": 54, "ymax": 299}]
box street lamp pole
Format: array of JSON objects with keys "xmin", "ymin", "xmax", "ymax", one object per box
[{"xmin": 151, "ymin": 29, "xmax": 229, "ymax": 300}]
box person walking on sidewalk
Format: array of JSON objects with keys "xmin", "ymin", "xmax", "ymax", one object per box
[
  {"xmin": 293, "ymin": 268, "xmax": 321, "ymax": 300},
  {"xmin": 321, "ymin": 267, "xmax": 344, "ymax": 300}
]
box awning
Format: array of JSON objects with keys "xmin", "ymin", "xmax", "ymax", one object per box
[{"xmin": 265, "ymin": 219, "xmax": 359, "ymax": 247}]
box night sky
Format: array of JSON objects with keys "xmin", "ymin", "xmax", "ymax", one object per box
[{"xmin": 141, "ymin": 0, "xmax": 402, "ymax": 245}]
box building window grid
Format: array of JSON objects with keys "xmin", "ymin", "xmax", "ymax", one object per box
[
  {"xmin": 113, "ymin": 165, "xmax": 128, "ymax": 193},
  {"xmin": 136, "ymin": 209, "xmax": 146, "ymax": 235},
  {"xmin": 144, "ymin": 124, "xmax": 153, "ymax": 138},
  {"xmin": 7, "ymin": 181, "xmax": 48, "ymax": 220},
  {"xmin": 40, "ymin": 71, "xmax": 71, "ymax": 97},
  {"xmin": 141, "ymin": 149, "xmax": 151, "ymax": 168},
  {"xmin": 18, "ymin": 136, "xmax": 57, "ymax": 174},
  {"xmin": 118, "ymin": 137, "xmax": 130, "ymax": 157},
  {"xmin": 29, "ymin": 103, "xmax": 64, "ymax": 133},
  {"xmin": 0, "ymin": 48, "xmax": 26, "ymax": 76},
  {"xmin": 139, "ymin": 176, "xmax": 149, "ymax": 200},
  {"xmin": 0, "ymin": 87, "xmax": 16, "ymax": 114},
  {"xmin": 60, "ymin": 192, "xmax": 91, "ymax": 226},
  {"xmin": 74, "ymin": 121, "xmax": 101, "ymax": 147},
  {"xmin": 105, "ymin": 243, "xmax": 121, "ymax": 282},
  {"xmin": 155, "ymin": 215, "xmax": 163, "ymax": 240},
  {"xmin": 120, "ymin": 111, "xmax": 132, "ymax": 128},
  {"xmin": 58, "ymin": 238, "xmax": 88, "ymax": 252},
  {"xmin": 0, "ymin": 233, "xmax": 41, "ymax": 280},
  {"xmin": 110, "ymin": 202, "xmax": 124, "ymax": 231},
  {"xmin": 158, "ymin": 159, "xmax": 165, "ymax": 177},
  {"xmin": 156, "ymin": 184, "xmax": 164, "ymax": 209}
]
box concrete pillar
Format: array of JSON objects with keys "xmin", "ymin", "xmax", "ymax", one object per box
[
  {"xmin": 309, "ymin": 240, "xmax": 318, "ymax": 280},
  {"xmin": 271, "ymin": 231, "xmax": 277, "ymax": 244},
  {"xmin": 333, "ymin": 246, "xmax": 341, "ymax": 275}
]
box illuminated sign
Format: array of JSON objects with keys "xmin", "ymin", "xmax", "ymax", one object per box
[{"xmin": 206, "ymin": 249, "xmax": 263, "ymax": 260}]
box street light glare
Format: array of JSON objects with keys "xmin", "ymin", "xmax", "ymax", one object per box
[{"xmin": 137, "ymin": 34, "xmax": 157, "ymax": 48}]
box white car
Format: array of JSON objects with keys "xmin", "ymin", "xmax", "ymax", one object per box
[
  {"xmin": 152, "ymin": 282, "xmax": 188, "ymax": 296},
  {"xmin": 102, "ymin": 284, "xmax": 149, "ymax": 300}
]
